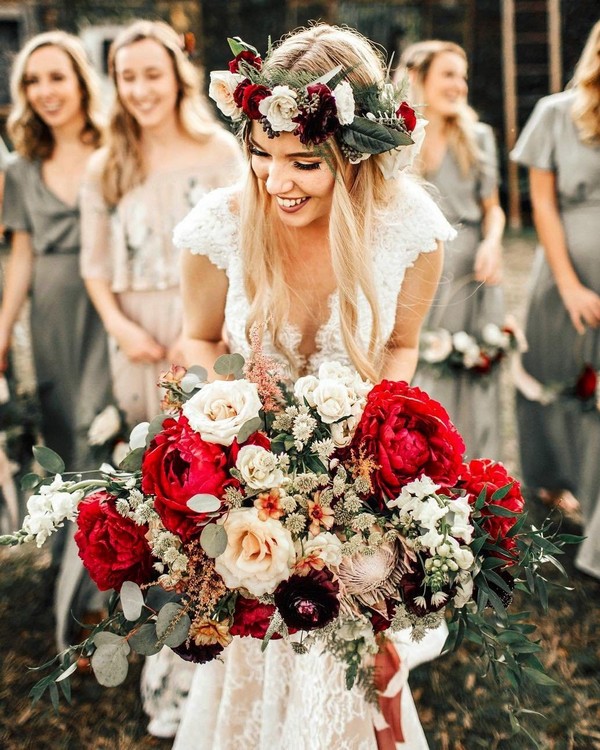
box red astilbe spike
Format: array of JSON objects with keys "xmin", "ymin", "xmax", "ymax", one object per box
[{"xmin": 243, "ymin": 325, "xmax": 286, "ymax": 412}]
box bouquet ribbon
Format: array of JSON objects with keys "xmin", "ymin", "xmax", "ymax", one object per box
[{"xmin": 373, "ymin": 639, "xmax": 406, "ymax": 748}]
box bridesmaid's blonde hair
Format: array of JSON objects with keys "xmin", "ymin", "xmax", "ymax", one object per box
[
  {"xmin": 102, "ymin": 19, "xmax": 217, "ymax": 205},
  {"xmin": 571, "ymin": 19, "xmax": 600, "ymax": 144},
  {"xmin": 240, "ymin": 24, "xmax": 401, "ymax": 382},
  {"xmin": 8, "ymin": 31, "xmax": 103, "ymax": 160},
  {"xmin": 399, "ymin": 40, "xmax": 481, "ymax": 177}
]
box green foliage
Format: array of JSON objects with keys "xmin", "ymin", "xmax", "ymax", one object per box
[{"xmin": 32, "ymin": 445, "xmax": 65, "ymax": 475}]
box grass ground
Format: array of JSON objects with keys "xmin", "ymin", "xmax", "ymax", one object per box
[{"xmin": 0, "ymin": 231, "xmax": 598, "ymax": 749}]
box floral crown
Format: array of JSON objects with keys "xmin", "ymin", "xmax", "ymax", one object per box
[{"xmin": 209, "ymin": 37, "xmax": 426, "ymax": 179}]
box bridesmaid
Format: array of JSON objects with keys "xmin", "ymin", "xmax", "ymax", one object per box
[
  {"xmin": 0, "ymin": 31, "xmax": 112, "ymax": 647},
  {"xmin": 79, "ymin": 19, "xmax": 243, "ymax": 737},
  {"xmin": 400, "ymin": 41, "xmax": 506, "ymax": 460},
  {"xmin": 510, "ymin": 21, "xmax": 600, "ymax": 562}
]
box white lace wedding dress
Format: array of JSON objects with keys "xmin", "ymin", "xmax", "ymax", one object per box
[{"xmin": 170, "ymin": 178, "xmax": 455, "ymax": 750}]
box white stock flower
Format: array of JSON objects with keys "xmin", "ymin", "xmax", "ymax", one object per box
[
  {"xmin": 236, "ymin": 444, "xmax": 283, "ymax": 490},
  {"xmin": 208, "ymin": 70, "xmax": 244, "ymax": 119},
  {"xmin": 420, "ymin": 329, "xmax": 453, "ymax": 364},
  {"xmin": 482, "ymin": 323, "xmax": 510, "ymax": 348},
  {"xmin": 453, "ymin": 571, "xmax": 474, "ymax": 608},
  {"xmin": 129, "ymin": 421, "xmax": 150, "ymax": 450},
  {"xmin": 294, "ymin": 375, "xmax": 319, "ymax": 407},
  {"xmin": 376, "ymin": 118, "xmax": 428, "ymax": 179},
  {"xmin": 301, "ymin": 531, "xmax": 343, "ymax": 567},
  {"xmin": 22, "ymin": 476, "xmax": 83, "ymax": 547},
  {"xmin": 418, "ymin": 527, "xmax": 445, "ymax": 553},
  {"xmin": 446, "ymin": 495, "xmax": 474, "ymax": 544},
  {"xmin": 258, "ymin": 86, "xmax": 299, "ymax": 132},
  {"xmin": 182, "ymin": 379, "xmax": 262, "ymax": 446},
  {"xmin": 88, "ymin": 405, "xmax": 121, "ymax": 446},
  {"xmin": 215, "ymin": 508, "xmax": 295, "ymax": 596},
  {"xmin": 312, "ymin": 379, "xmax": 353, "ymax": 424},
  {"xmin": 333, "ymin": 80, "xmax": 355, "ymax": 125},
  {"xmin": 412, "ymin": 496, "xmax": 448, "ymax": 529}
]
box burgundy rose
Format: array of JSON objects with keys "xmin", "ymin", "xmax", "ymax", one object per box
[
  {"xmin": 228, "ymin": 50, "xmax": 262, "ymax": 73},
  {"xmin": 230, "ymin": 596, "xmax": 297, "ymax": 639},
  {"xmin": 233, "ymin": 78, "xmax": 251, "ymax": 109},
  {"xmin": 240, "ymin": 83, "xmax": 270, "ymax": 119},
  {"xmin": 344, "ymin": 380, "xmax": 465, "ymax": 509},
  {"xmin": 457, "ymin": 459, "xmax": 524, "ymax": 562},
  {"xmin": 396, "ymin": 101, "xmax": 417, "ymax": 133},
  {"xmin": 141, "ymin": 415, "xmax": 231, "ymax": 542},
  {"xmin": 274, "ymin": 568, "xmax": 340, "ymax": 631},
  {"xmin": 294, "ymin": 83, "xmax": 340, "ymax": 146},
  {"xmin": 75, "ymin": 491, "xmax": 154, "ymax": 591},
  {"xmin": 575, "ymin": 364, "xmax": 597, "ymax": 401},
  {"xmin": 172, "ymin": 640, "xmax": 224, "ymax": 664}
]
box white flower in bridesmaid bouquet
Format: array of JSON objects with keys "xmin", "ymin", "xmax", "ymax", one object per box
[
  {"xmin": 420, "ymin": 329, "xmax": 453, "ymax": 364},
  {"xmin": 481, "ymin": 322, "xmax": 511, "ymax": 348},
  {"xmin": 88, "ymin": 405, "xmax": 122, "ymax": 446},
  {"xmin": 22, "ymin": 475, "xmax": 83, "ymax": 547}
]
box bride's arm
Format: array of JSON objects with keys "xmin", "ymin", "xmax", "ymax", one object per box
[
  {"xmin": 180, "ymin": 249, "xmax": 229, "ymax": 371},
  {"xmin": 380, "ymin": 242, "xmax": 443, "ymax": 383}
]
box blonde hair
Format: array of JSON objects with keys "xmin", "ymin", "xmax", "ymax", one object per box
[
  {"xmin": 102, "ymin": 19, "xmax": 217, "ymax": 205},
  {"xmin": 399, "ymin": 40, "xmax": 481, "ymax": 176},
  {"xmin": 240, "ymin": 24, "xmax": 399, "ymax": 381},
  {"xmin": 7, "ymin": 31, "xmax": 103, "ymax": 160},
  {"xmin": 571, "ymin": 19, "xmax": 600, "ymax": 144}
]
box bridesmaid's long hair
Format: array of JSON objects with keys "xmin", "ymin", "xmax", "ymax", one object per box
[
  {"xmin": 8, "ymin": 31, "xmax": 103, "ymax": 160},
  {"xmin": 571, "ymin": 19, "xmax": 600, "ymax": 145},
  {"xmin": 101, "ymin": 19, "xmax": 217, "ymax": 206},
  {"xmin": 241, "ymin": 24, "xmax": 402, "ymax": 382},
  {"xmin": 399, "ymin": 40, "xmax": 481, "ymax": 177}
]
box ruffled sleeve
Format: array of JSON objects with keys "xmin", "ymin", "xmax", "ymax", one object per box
[
  {"xmin": 172, "ymin": 185, "xmax": 240, "ymax": 273},
  {"xmin": 2, "ymin": 157, "xmax": 32, "ymax": 233},
  {"xmin": 475, "ymin": 122, "xmax": 499, "ymax": 200},
  {"xmin": 510, "ymin": 94, "xmax": 559, "ymax": 170}
]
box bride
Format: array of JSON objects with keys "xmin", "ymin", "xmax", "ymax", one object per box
[{"xmin": 173, "ymin": 23, "xmax": 455, "ymax": 750}]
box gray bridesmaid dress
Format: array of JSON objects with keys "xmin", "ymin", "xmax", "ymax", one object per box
[
  {"xmin": 413, "ymin": 122, "xmax": 504, "ymax": 460},
  {"xmin": 511, "ymin": 90, "xmax": 600, "ymax": 577},
  {"xmin": 2, "ymin": 155, "xmax": 113, "ymax": 643}
]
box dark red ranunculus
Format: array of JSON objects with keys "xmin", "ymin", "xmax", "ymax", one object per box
[
  {"xmin": 75, "ymin": 491, "xmax": 154, "ymax": 591},
  {"xmin": 457, "ymin": 459, "xmax": 524, "ymax": 561},
  {"xmin": 396, "ymin": 101, "xmax": 417, "ymax": 133},
  {"xmin": 345, "ymin": 380, "xmax": 465, "ymax": 509},
  {"xmin": 575, "ymin": 364, "xmax": 598, "ymax": 401},
  {"xmin": 141, "ymin": 415, "xmax": 231, "ymax": 542},
  {"xmin": 233, "ymin": 78, "xmax": 251, "ymax": 109},
  {"xmin": 294, "ymin": 83, "xmax": 339, "ymax": 146},
  {"xmin": 172, "ymin": 640, "xmax": 224, "ymax": 664},
  {"xmin": 241, "ymin": 83, "xmax": 270, "ymax": 120},
  {"xmin": 228, "ymin": 50, "xmax": 262, "ymax": 73},
  {"xmin": 230, "ymin": 596, "xmax": 297, "ymax": 639},
  {"xmin": 274, "ymin": 568, "xmax": 340, "ymax": 631}
]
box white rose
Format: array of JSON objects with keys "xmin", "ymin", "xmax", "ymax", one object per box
[
  {"xmin": 208, "ymin": 70, "xmax": 244, "ymax": 120},
  {"xmin": 333, "ymin": 80, "xmax": 355, "ymax": 125},
  {"xmin": 182, "ymin": 379, "xmax": 262, "ymax": 446},
  {"xmin": 481, "ymin": 323, "xmax": 510, "ymax": 348},
  {"xmin": 377, "ymin": 117, "xmax": 428, "ymax": 179},
  {"xmin": 87, "ymin": 405, "xmax": 122, "ymax": 446},
  {"xmin": 236, "ymin": 445, "xmax": 283, "ymax": 490},
  {"xmin": 301, "ymin": 531, "xmax": 343, "ymax": 567},
  {"xmin": 215, "ymin": 508, "xmax": 295, "ymax": 596},
  {"xmin": 330, "ymin": 413, "xmax": 359, "ymax": 448},
  {"xmin": 463, "ymin": 343, "xmax": 484, "ymax": 369},
  {"xmin": 312, "ymin": 379, "xmax": 353, "ymax": 424},
  {"xmin": 294, "ymin": 375, "xmax": 319, "ymax": 407},
  {"xmin": 452, "ymin": 331, "xmax": 477, "ymax": 353},
  {"xmin": 258, "ymin": 86, "xmax": 299, "ymax": 132},
  {"xmin": 421, "ymin": 329, "xmax": 453, "ymax": 364}
]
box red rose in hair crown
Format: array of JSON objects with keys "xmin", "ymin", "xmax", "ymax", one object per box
[
  {"xmin": 74, "ymin": 491, "xmax": 154, "ymax": 591},
  {"xmin": 141, "ymin": 416, "xmax": 231, "ymax": 542},
  {"xmin": 345, "ymin": 380, "xmax": 465, "ymax": 509}
]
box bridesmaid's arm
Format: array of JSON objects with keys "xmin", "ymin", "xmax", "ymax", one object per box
[
  {"xmin": 474, "ymin": 188, "xmax": 505, "ymax": 285},
  {"xmin": 530, "ymin": 167, "xmax": 600, "ymax": 333},
  {"xmin": 180, "ymin": 248, "xmax": 229, "ymax": 373},
  {"xmin": 0, "ymin": 231, "xmax": 34, "ymax": 371},
  {"xmin": 380, "ymin": 242, "xmax": 443, "ymax": 382}
]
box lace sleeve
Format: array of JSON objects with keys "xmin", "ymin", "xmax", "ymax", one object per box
[{"xmin": 172, "ymin": 186, "xmax": 240, "ymax": 272}]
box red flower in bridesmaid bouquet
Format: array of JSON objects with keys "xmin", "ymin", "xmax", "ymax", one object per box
[{"xmin": 575, "ymin": 364, "xmax": 598, "ymax": 401}]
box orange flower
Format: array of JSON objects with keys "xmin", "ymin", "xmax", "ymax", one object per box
[
  {"xmin": 254, "ymin": 488, "xmax": 285, "ymax": 521},
  {"xmin": 159, "ymin": 364, "xmax": 187, "ymax": 386},
  {"xmin": 189, "ymin": 618, "xmax": 232, "ymax": 649},
  {"xmin": 307, "ymin": 494, "xmax": 335, "ymax": 536},
  {"xmin": 294, "ymin": 553, "xmax": 326, "ymax": 575}
]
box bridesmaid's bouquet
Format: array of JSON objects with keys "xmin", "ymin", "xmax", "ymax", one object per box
[{"xmin": 1, "ymin": 341, "xmax": 575, "ymax": 705}]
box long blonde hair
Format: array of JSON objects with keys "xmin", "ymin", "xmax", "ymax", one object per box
[
  {"xmin": 571, "ymin": 19, "xmax": 600, "ymax": 144},
  {"xmin": 7, "ymin": 31, "xmax": 103, "ymax": 160},
  {"xmin": 102, "ymin": 19, "xmax": 217, "ymax": 205},
  {"xmin": 240, "ymin": 25, "xmax": 398, "ymax": 381},
  {"xmin": 399, "ymin": 40, "xmax": 481, "ymax": 176}
]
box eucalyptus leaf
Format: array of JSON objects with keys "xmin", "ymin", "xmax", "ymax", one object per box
[
  {"xmin": 181, "ymin": 370, "xmax": 205, "ymax": 393},
  {"xmin": 129, "ymin": 623, "xmax": 162, "ymax": 656},
  {"xmin": 147, "ymin": 414, "xmax": 168, "ymax": 442},
  {"xmin": 342, "ymin": 117, "xmax": 413, "ymax": 155},
  {"xmin": 156, "ymin": 603, "xmax": 191, "ymax": 648},
  {"xmin": 120, "ymin": 580, "xmax": 145, "ymax": 621},
  {"xmin": 200, "ymin": 523, "xmax": 228, "ymax": 558},
  {"xmin": 93, "ymin": 631, "xmax": 130, "ymax": 650},
  {"xmin": 33, "ymin": 445, "xmax": 65, "ymax": 475},
  {"xmin": 20, "ymin": 472, "xmax": 42, "ymax": 491},
  {"xmin": 236, "ymin": 416, "xmax": 263, "ymax": 444},
  {"xmin": 213, "ymin": 353, "xmax": 245, "ymax": 378},
  {"xmin": 91, "ymin": 642, "xmax": 130, "ymax": 687},
  {"xmin": 118, "ymin": 446, "xmax": 145, "ymax": 473},
  {"xmin": 187, "ymin": 494, "xmax": 222, "ymax": 514}
]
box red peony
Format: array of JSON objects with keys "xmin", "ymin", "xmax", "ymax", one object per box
[
  {"xmin": 575, "ymin": 364, "xmax": 597, "ymax": 400},
  {"xmin": 75, "ymin": 491, "xmax": 154, "ymax": 591},
  {"xmin": 457, "ymin": 459, "xmax": 524, "ymax": 561},
  {"xmin": 228, "ymin": 50, "xmax": 262, "ymax": 73},
  {"xmin": 141, "ymin": 416, "xmax": 231, "ymax": 542},
  {"xmin": 230, "ymin": 596, "xmax": 297, "ymax": 639},
  {"xmin": 274, "ymin": 568, "xmax": 340, "ymax": 631},
  {"xmin": 345, "ymin": 380, "xmax": 465, "ymax": 509},
  {"xmin": 294, "ymin": 83, "xmax": 339, "ymax": 146},
  {"xmin": 396, "ymin": 101, "xmax": 417, "ymax": 133}
]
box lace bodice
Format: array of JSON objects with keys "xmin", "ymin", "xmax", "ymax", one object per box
[{"xmin": 173, "ymin": 178, "xmax": 455, "ymax": 374}]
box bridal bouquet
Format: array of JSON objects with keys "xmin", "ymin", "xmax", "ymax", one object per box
[{"xmin": 1, "ymin": 343, "xmax": 574, "ymax": 704}]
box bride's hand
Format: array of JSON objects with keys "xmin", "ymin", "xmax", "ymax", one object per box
[
  {"xmin": 559, "ymin": 282, "xmax": 600, "ymax": 335},
  {"xmin": 112, "ymin": 319, "xmax": 166, "ymax": 363}
]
